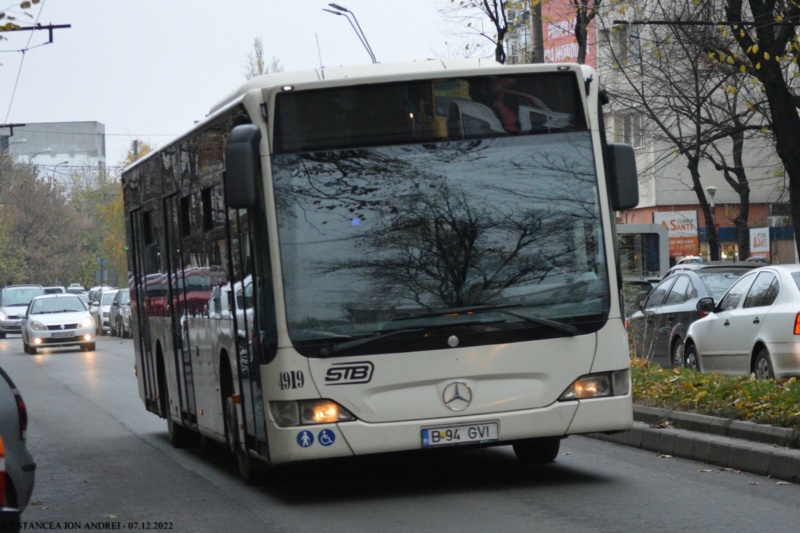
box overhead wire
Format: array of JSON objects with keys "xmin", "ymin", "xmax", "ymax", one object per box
[{"xmin": 3, "ymin": 0, "xmax": 47, "ymax": 123}]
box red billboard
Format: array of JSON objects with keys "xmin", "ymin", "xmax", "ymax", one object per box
[{"xmin": 541, "ymin": 2, "xmax": 596, "ymax": 67}]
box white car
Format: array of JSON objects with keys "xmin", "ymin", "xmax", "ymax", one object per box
[
  {"xmin": 20, "ymin": 294, "xmax": 96, "ymax": 354},
  {"xmin": 684, "ymin": 264, "xmax": 800, "ymax": 379}
]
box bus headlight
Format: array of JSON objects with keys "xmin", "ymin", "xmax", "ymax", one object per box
[
  {"xmin": 270, "ymin": 399, "xmax": 356, "ymax": 427},
  {"xmin": 558, "ymin": 369, "xmax": 630, "ymax": 401}
]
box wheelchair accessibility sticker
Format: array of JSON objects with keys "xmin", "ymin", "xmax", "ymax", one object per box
[
  {"xmin": 318, "ymin": 429, "xmax": 336, "ymax": 447},
  {"xmin": 297, "ymin": 429, "xmax": 336, "ymax": 447}
]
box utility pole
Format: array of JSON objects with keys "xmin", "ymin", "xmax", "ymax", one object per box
[{"xmin": 0, "ymin": 23, "xmax": 71, "ymax": 42}]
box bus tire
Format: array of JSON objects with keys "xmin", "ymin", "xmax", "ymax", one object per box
[
  {"xmin": 225, "ymin": 394, "xmax": 265, "ymax": 485},
  {"xmin": 162, "ymin": 371, "xmax": 200, "ymax": 448},
  {"xmin": 512, "ymin": 437, "xmax": 561, "ymax": 464}
]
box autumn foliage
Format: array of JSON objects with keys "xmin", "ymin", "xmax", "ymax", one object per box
[{"xmin": 631, "ymin": 358, "xmax": 800, "ymax": 430}]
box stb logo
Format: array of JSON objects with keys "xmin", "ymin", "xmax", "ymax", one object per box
[{"xmin": 325, "ymin": 361, "xmax": 374, "ymax": 385}]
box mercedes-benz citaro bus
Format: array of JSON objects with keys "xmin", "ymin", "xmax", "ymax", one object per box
[{"xmin": 122, "ymin": 58, "xmax": 639, "ymax": 484}]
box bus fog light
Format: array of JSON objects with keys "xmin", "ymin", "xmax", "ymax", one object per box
[
  {"xmin": 270, "ymin": 402, "xmax": 300, "ymax": 427},
  {"xmin": 270, "ymin": 399, "xmax": 356, "ymax": 427},
  {"xmin": 559, "ymin": 374, "xmax": 612, "ymax": 401}
]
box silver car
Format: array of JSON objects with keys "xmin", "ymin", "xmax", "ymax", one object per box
[
  {"xmin": 20, "ymin": 294, "xmax": 96, "ymax": 354},
  {"xmin": 89, "ymin": 289, "xmax": 119, "ymax": 336},
  {"xmin": 0, "ymin": 365, "xmax": 35, "ymax": 519},
  {"xmin": 109, "ymin": 289, "xmax": 131, "ymax": 338},
  {"xmin": 0, "ymin": 285, "xmax": 45, "ymax": 339}
]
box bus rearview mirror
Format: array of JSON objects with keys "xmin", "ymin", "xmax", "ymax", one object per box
[{"xmin": 225, "ymin": 124, "xmax": 262, "ymax": 209}]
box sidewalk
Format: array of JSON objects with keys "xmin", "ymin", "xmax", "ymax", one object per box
[{"xmin": 590, "ymin": 405, "xmax": 800, "ymax": 483}]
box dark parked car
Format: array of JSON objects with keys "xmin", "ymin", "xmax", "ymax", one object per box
[
  {"xmin": 622, "ymin": 277, "xmax": 658, "ymax": 318},
  {"xmin": 109, "ymin": 289, "xmax": 131, "ymax": 338},
  {"xmin": 628, "ymin": 264, "xmax": 758, "ymax": 367},
  {"xmin": 0, "ymin": 365, "xmax": 35, "ymax": 521}
]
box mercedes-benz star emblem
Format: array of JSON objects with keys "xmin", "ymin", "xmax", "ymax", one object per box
[{"xmin": 443, "ymin": 381, "xmax": 472, "ymax": 411}]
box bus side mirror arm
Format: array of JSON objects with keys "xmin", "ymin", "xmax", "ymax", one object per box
[
  {"xmin": 224, "ymin": 124, "xmax": 262, "ymax": 209},
  {"xmin": 607, "ymin": 143, "xmax": 639, "ymax": 211}
]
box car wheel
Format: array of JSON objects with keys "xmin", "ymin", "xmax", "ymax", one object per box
[
  {"xmin": 88, "ymin": 342, "xmax": 96, "ymax": 351},
  {"xmin": 28, "ymin": 345, "xmax": 37, "ymax": 355},
  {"xmin": 512, "ymin": 437, "xmax": 561, "ymax": 464},
  {"xmin": 671, "ymin": 339, "xmax": 685, "ymax": 369},
  {"xmin": 685, "ymin": 343, "xmax": 700, "ymax": 371},
  {"xmin": 0, "ymin": 331, "xmax": 5, "ymax": 339},
  {"xmin": 754, "ymin": 347, "xmax": 775, "ymax": 380}
]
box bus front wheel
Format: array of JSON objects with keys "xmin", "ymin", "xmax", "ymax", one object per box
[
  {"xmin": 512, "ymin": 437, "xmax": 561, "ymax": 464},
  {"xmin": 225, "ymin": 394, "xmax": 266, "ymax": 485},
  {"xmin": 162, "ymin": 376, "xmax": 200, "ymax": 448}
]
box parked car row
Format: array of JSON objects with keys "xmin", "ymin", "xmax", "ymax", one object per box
[{"xmin": 627, "ymin": 263, "xmax": 800, "ymax": 380}]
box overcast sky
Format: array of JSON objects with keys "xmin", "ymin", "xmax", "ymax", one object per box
[{"xmin": 0, "ymin": 0, "xmax": 458, "ymax": 166}]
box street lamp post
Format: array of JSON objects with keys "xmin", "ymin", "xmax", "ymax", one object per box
[
  {"xmin": 706, "ymin": 186, "xmax": 718, "ymax": 260},
  {"xmin": 29, "ymin": 147, "xmax": 52, "ymax": 163},
  {"xmin": 323, "ymin": 3, "xmax": 377, "ymax": 63},
  {"xmin": 52, "ymin": 160, "xmax": 69, "ymax": 181}
]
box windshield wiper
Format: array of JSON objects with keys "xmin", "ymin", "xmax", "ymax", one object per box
[
  {"xmin": 392, "ymin": 304, "xmax": 579, "ymax": 336},
  {"xmin": 319, "ymin": 328, "xmax": 424, "ymax": 356}
]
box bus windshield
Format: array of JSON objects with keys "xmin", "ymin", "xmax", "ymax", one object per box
[
  {"xmin": 273, "ymin": 133, "xmax": 608, "ymax": 355},
  {"xmin": 272, "ymin": 73, "xmax": 607, "ymax": 355}
]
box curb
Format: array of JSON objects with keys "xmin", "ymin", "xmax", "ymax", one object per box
[{"xmin": 589, "ymin": 406, "xmax": 800, "ymax": 483}]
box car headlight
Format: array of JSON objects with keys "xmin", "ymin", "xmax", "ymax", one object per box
[
  {"xmin": 79, "ymin": 317, "xmax": 94, "ymax": 329},
  {"xmin": 558, "ymin": 369, "xmax": 630, "ymax": 401},
  {"xmin": 0, "ymin": 311, "xmax": 7, "ymax": 320},
  {"xmin": 30, "ymin": 320, "xmax": 48, "ymax": 331},
  {"xmin": 269, "ymin": 399, "xmax": 356, "ymax": 427}
]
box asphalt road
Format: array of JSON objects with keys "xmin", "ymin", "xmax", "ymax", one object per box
[{"xmin": 1, "ymin": 335, "xmax": 800, "ymax": 532}]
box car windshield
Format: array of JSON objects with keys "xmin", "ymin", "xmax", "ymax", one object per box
[
  {"xmin": 30, "ymin": 296, "xmax": 86, "ymax": 314},
  {"xmin": 1, "ymin": 288, "xmax": 45, "ymax": 307},
  {"xmin": 699, "ymin": 271, "xmax": 751, "ymax": 300},
  {"xmin": 120, "ymin": 291, "xmax": 130, "ymax": 305},
  {"xmin": 102, "ymin": 291, "xmax": 118, "ymax": 305}
]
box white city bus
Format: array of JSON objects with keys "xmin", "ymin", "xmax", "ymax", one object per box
[{"xmin": 122, "ymin": 59, "xmax": 639, "ymax": 483}]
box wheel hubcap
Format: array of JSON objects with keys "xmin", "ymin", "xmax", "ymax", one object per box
[
  {"xmin": 756, "ymin": 357, "xmax": 770, "ymax": 379},
  {"xmin": 673, "ymin": 343, "xmax": 684, "ymax": 368}
]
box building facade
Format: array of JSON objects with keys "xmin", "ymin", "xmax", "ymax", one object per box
[{"xmin": 0, "ymin": 121, "xmax": 106, "ymax": 183}]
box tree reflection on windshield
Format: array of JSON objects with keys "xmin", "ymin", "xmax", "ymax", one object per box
[{"xmin": 273, "ymin": 133, "xmax": 608, "ymax": 344}]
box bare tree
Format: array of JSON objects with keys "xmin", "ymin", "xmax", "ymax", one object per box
[
  {"xmin": 721, "ymin": 0, "xmax": 800, "ymax": 257},
  {"xmin": 437, "ymin": 0, "xmax": 511, "ymax": 63},
  {"xmin": 244, "ymin": 37, "xmax": 283, "ymax": 80},
  {"xmin": 600, "ymin": 0, "xmax": 771, "ymax": 260},
  {"xmin": 572, "ymin": 0, "xmax": 602, "ymax": 64}
]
